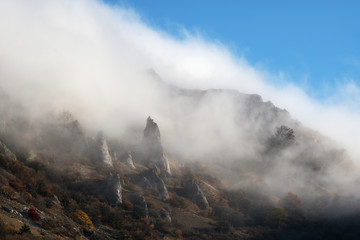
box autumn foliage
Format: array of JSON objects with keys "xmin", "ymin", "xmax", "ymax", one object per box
[
  {"xmin": 28, "ymin": 208, "xmax": 40, "ymax": 221},
  {"xmin": 72, "ymin": 210, "xmax": 94, "ymax": 231}
]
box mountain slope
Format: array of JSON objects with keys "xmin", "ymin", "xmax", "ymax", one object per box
[{"xmin": 0, "ymin": 83, "xmax": 358, "ymax": 239}]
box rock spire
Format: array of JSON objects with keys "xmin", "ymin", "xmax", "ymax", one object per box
[{"xmin": 142, "ymin": 117, "xmax": 171, "ymax": 175}]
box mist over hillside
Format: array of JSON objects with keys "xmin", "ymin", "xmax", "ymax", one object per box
[
  {"xmin": 1, "ymin": 0, "xmax": 360, "ymax": 160},
  {"xmin": 0, "ymin": 77, "xmax": 356, "ymax": 211},
  {"xmin": 0, "ymin": 1, "xmax": 360, "ymax": 239},
  {"xmin": 0, "ymin": 0, "xmax": 358, "ymax": 211}
]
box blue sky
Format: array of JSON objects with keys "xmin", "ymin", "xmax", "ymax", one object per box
[{"xmin": 103, "ymin": 0, "xmax": 360, "ymax": 102}]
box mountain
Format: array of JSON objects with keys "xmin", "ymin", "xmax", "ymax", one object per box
[{"xmin": 0, "ymin": 82, "xmax": 358, "ymax": 240}]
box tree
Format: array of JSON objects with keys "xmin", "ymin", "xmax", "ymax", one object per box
[
  {"xmin": 18, "ymin": 224, "xmax": 31, "ymax": 234},
  {"xmin": 269, "ymin": 125, "xmax": 295, "ymax": 150}
]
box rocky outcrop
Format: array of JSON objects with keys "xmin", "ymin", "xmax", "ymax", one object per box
[
  {"xmin": 192, "ymin": 183, "xmax": 209, "ymax": 210},
  {"xmin": 160, "ymin": 208, "xmax": 171, "ymax": 223},
  {"xmin": 125, "ymin": 152, "xmax": 136, "ymax": 169},
  {"xmin": 52, "ymin": 194, "xmax": 61, "ymax": 206},
  {"xmin": 0, "ymin": 140, "xmax": 16, "ymax": 161},
  {"xmin": 103, "ymin": 172, "xmax": 122, "ymax": 206},
  {"xmin": 93, "ymin": 133, "xmax": 113, "ymax": 167},
  {"xmin": 161, "ymin": 154, "xmax": 171, "ymax": 176},
  {"xmin": 100, "ymin": 138, "xmax": 113, "ymax": 167},
  {"xmin": 67, "ymin": 173, "xmax": 122, "ymax": 206},
  {"xmin": 127, "ymin": 193, "xmax": 149, "ymax": 218},
  {"xmin": 136, "ymin": 166, "xmax": 170, "ymax": 201},
  {"xmin": 185, "ymin": 181, "xmax": 209, "ymax": 210},
  {"xmin": 142, "ymin": 117, "xmax": 171, "ymax": 175},
  {"xmin": 39, "ymin": 111, "xmax": 87, "ymax": 156},
  {"xmin": 155, "ymin": 177, "xmax": 170, "ymax": 201},
  {"xmin": 139, "ymin": 176, "xmax": 153, "ymax": 190}
]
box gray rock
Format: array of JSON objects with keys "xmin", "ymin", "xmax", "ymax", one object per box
[
  {"xmin": 100, "ymin": 137, "xmax": 113, "ymax": 167},
  {"xmin": 160, "ymin": 209, "xmax": 171, "ymax": 223},
  {"xmin": 186, "ymin": 181, "xmax": 209, "ymax": 210},
  {"xmin": 155, "ymin": 177, "xmax": 169, "ymax": 201},
  {"xmin": 53, "ymin": 194, "xmax": 61, "ymax": 205},
  {"xmin": 93, "ymin": 132, "xmax": 113, "ymax": 167},
  {"xmin": 2, "ymin": 205, "xmax": 12, "ymax": 213},
  {"xmin": 139, "ymin": 176, "xmax": 153, "ymax": 190},
  {"xmin": 125, "ymin": 152, "xmax": 136, "ymax": 169},
  {"xmin": 142, "ymin": 117, "xmax": 171, "ymax": 175},
  {"xmin": 0, "ymin": 140, "xmax": 16, "ymax": 161},
  {"xmin": 127, "ymin": 193, "xmax": 149, "ymax": 218},
  {"xmin": 151, "ymin": 164, "xmax": 161, "ymax": 176},
  {"xmin": 103, "ymin": 172, "xmax": 122, "ymax": 206},
  {"xmin": 139, "ymin": 168, "xmax": 170, "ymax": 201}
]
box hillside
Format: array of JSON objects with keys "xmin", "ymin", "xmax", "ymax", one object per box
[{"xmin": 0, "ymin": 85, "xmax": 359, "ymax": 240}]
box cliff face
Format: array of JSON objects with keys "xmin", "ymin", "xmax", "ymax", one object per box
[{"xmin": 142, "ymin": 117, "xmax": 171, "ymax": 175}]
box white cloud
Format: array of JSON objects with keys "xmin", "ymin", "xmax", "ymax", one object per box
[{"xmin": 0, "ymin": 0, "xmax": 360, "ymax": 165}]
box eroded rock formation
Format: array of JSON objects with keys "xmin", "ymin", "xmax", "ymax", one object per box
[
  {"xmin": 101, "ymin": 138, "xmax": 113, "ymax": 167},
  {"xmin": 127, "ymin": 193, "xmax": 149, "ymax": 218},
  {"xmin": 137, "ymin": 166, "xmax": 170, "ymax": 201},
  {"xmin": 93, "ymin": 133, "xmax": 113, "ymax": 167},
  {"xmin": 185, "ymin": 180, "xmax": 209, "ymax": 210},
  {"xmin": 142, "ymin": 117, "xmax": 171, "ymax": 175},
  {"xmin": 103, "ymin": 172, "xmax": 122, "ymax": 206},
  {"xmin": 125, "ymin": 152, "xmax": 136, "ymax": 169}
]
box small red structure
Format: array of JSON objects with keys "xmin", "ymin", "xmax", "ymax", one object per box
[{"xmin": 28, "ymin": 208, "xmax": 40, "ymax": 221}]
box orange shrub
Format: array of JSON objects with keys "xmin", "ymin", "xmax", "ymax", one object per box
[{"xmin": 72, "ymin": 210, "xmax": 94, "ymax": 230}]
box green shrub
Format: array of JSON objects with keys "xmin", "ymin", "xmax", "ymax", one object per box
[{"xmin": 18, "ymin": 224, "xmax": 31, "ymax": 234}]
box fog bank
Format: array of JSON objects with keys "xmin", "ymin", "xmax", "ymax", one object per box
[{"xmin": 0, "ymin": 0, "xmax": 359, "ymax": 165}]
